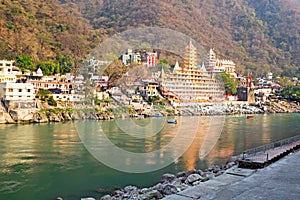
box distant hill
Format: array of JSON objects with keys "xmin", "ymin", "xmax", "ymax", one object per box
[
  {"xmin": 0, "ymin": 0, "xmax": 101, "ymax": 62},
  {"xmin": 1, "ymin": 0, "xmax": 299, "ymax": 77},
  {"xmin": 59, "ymin": 0, "xmax": 300, "ymax": 76}
]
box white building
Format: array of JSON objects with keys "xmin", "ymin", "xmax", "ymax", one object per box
[
  {"xmin": 0, "ymin": 82, "xmax": 35, "ymax": 101},
  {"xmin": 207, "ymin": 49, "xmax": 237, "ymax": 78},
  {"xmin": 0, "ymin": 60, "xmax": 22, "ymax": 83}
]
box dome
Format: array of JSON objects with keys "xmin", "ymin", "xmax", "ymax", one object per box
[{"xmin": 36, "ymin": 67, "xmax": 43, "ymax": 76}]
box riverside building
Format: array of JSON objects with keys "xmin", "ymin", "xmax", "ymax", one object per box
[{"xmin": 160, "ymin": 41, "xmax": 225, "ymax": 107}]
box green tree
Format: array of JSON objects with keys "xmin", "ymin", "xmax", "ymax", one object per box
[
  {"xmin": 275, "ymin": 77, "xmax": 294, "ymax": 87},
  {"xmin": 56, "ymin": 53, "xmax": 73, "ymax": 74},
  {"xmin": 47, "ymin": 96, "xmax": 57, "ymax": 107},
  {"xmin": 16, "ymin": 54, "xmax": 35, "ymax": 72},
  {"xmin": 37, "ymin": 89, "xmax": 51, "ymax": 102},
  {"xmin": 36, "ymin": 60, "xmax": 60, "ymax": 75},
  {"xmin": 219, "ymin": 72, "xmax": 237, "ymax": 95}
]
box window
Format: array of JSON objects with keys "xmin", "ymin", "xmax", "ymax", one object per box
[
  {"xmin": 19, "ymin": 89, "xmax": 22, "ymax": 92},
  {"xmin": 8, "ymin": 88, "xmax": 13, "ymax": 92},
  {"xmin": 27, "ymin": 89, "xmax": 31, "ymax": 92}
]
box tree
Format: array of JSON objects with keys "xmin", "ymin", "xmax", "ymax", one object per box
[
  {"xmin": 36, "ymin": 60, "xmax": 60, "ymax": 75},
  {"xmin": 218, "ymin": 72, "xmax": 237, "ymax": 95},
  {"xmin": 16, "ymin": 54, "xmax": 35, "ymax": 72},
  {"xmin": 37, "ymin": 89, "xmax": 51, "ymax": 102},
  {"xmin": 275, "ymin": 77, "xmax": 294, "ymax": 87},
  {"xmin": 56, "ymin": 53, "xmax": 73, "ymax": 74}
]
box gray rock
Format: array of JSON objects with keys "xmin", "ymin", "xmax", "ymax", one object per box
[
  {"xmin": 177, "ymin": 183, "xmax": 190, "ymax": 192},
  {"xmin": 47, "ymin": 112, "xmax": 61, "ymax": 122},
  {"xmin": 123, "ymin": 185, "xmax": 138, "ymax": 193},
  {"xmin": 9, "ymin": 110, "xmax": 18, "ymax": 121},
  {"xmin": 33, "ymin": 112, "xmax": 48, "ymax": 123},
  {"xmin": 2, "ymin": 112, "xmax": 15, "ymax": 123},
  {"xmin": 100, "ymin": 195, "xmax": 112, "ymax": 200},
  {"xmin": 212, "ymin": 165, "xmax": 221, "ymax": 173},
  {"xmin": 161, "ymin": 173, "xmax": 176, "ymax": 183},
  {"xmin": 161, "ymin": 184, "xmax": 178, "ymax": 195},
  {"xmin": 62, "ymin": 111, "xmax": 72, "ymax": 121},
  {"xmin": 187, "ymin": 173, "xmax": 202, "ymax": 183},
  {"xmin": 192, "ymin": 180, "xmax": 201, "ymax": 186},
  {"xmin": 153, "ymin": 183, "xmax": 163, "ymax": 191},
  {"xmin": 203, "ymin": 171, "xmax": 215, "ymax": 179},
  {"xmin": 226, "ymin": 161, "xmax": 236, "ymax": 168},
  {"xmin": 215, "ymin": 170, "xmax": 225, "ymax": 177},
  {"xmin": 140, "ymin": 188, "xmax": 151, "ymax": 194},
  {"xmin": 175, "ymin": 171, "xmax": 186, "ymax": 178},
  {"xmin": 141, "ymin": 190, "xmax": 163, "ymax": 199},
  {"xmin": 81, "ymin": 198, "xmax": 96, "ymax": 200},
  {"xmin": 186, "ymin": 169, "xmax": 198, "ymax": 176}
]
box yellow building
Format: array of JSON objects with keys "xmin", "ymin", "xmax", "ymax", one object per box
[{"xmin": 160, "ymin": 42, "xmax": 225, "ymax": 106}]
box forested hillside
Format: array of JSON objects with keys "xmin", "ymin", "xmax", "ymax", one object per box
[
  {"xmin": 0, "ymin": 0, "xmax": 102, "ymax": 63},
  {"xmin": 59, "ymin": 0, "xmax": 300, "ymax": 76},
  {"xmin": 1, "ymin": 0, "xmax": 299, "ymax": 76}
]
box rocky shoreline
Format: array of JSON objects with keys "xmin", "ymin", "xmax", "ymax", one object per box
[
  {"xmin": 0, "ymin": 108, "xmax": 115, "ymax": 124},
  {"xmin": 1, "ymin": 101, "xmax": 299, "ymax": 124},
  {"xmin": 56, "ymin": 161, "xmax": 237, "ymax": 200}
]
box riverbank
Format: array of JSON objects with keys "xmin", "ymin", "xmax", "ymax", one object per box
[
  {"xmin": 74, "ymin": 137, "xmax": 300, "ymax": 200},
  {"xmin": 58, "ymin": 161, "xmax": 238, "ymax": 200},
  {"xmin": 0, "ymin": 108, "xmax": 115, "ymax": 124},
  {"xmin": 163, "ymin": 149, "xmax": 300, "ymax": 200},
  {"xmin": 1, "ymin": 100, "xmax": 300, "ymax": 124}
]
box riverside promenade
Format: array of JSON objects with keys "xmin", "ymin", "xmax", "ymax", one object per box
[{"xmin": 163, "ymin": 150, "xmax": 300, "ymax": 200}]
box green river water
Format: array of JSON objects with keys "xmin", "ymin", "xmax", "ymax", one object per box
[{"xmin": 0, "ymin": 113, "xmax": 299, "ymax": 200}]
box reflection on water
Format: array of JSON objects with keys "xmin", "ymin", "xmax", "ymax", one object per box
[{"xmin": 0, "ymin": 114, "xmax": 299, "ymax": 200}]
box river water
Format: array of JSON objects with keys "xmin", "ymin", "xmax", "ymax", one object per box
[{"xmin": 0, "ymin": 113, "xmax": 299, "ymax": 200}]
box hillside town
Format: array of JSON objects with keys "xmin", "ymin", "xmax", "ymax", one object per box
[{"xmin": 0, "ymin": 42, "xmax": 299, "ymax": 123}]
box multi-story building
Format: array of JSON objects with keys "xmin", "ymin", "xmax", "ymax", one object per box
[
  {"xmin": 0, "ymin": 82, "xmax": 34, "ymax": 101},
  {"xmin": 146, "ymin": 52, "xmax": 158, "ymax": 67},
  {"xmin": 206, "ymin": 49, "xmax": 237, "ymax": 78},
  {"xmin": 121, "ymin": 49, "xmax": 158, "ymax": 67},
  {"xmin": 160, "ymin": 42, "xmax": 225, "ymax": 106},
  {"xmin": 0, "ymin": 60, "xmax": 22, "ymax": 83},
  {"xmin": 138, "ymin": 80, "xmax": 160, "ymax": 101},
  {"xmin": 121, "ymin": 49, "xmax": 142, "ymax": 66}
]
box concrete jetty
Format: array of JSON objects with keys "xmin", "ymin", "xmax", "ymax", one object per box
[
  {"xmin": 163, "ymin": 150, "xmax": 300, "ymax": 200},
  {"xmin": 239, "ymin": 136, "xmax": 300, "ymax": 168}
]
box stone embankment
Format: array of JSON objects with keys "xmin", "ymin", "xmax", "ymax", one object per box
[
  {"xmin": 179, "ymin": 101, "xmax": 300, "ymax": 116},
  {"xmin": 0, "ymin": 108, "xmax": 114, "ymax": 124},
  {"xmin": 61, "ymin": 162, "xmax": 237, "ymax": 200},
  {"xmin": 1, "ymin": 101, "xmax": 299, "ymax": 124}
]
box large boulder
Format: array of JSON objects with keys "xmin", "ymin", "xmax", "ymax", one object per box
[
  {"xmin": 0, "ymin": 110, "xmax": 15, "ymax": 124},
  {"xmin": 9, "ymin": 110, "xmax": 18, "ymax": 121},
  {"xmin": 62, "ymin": 111, "xmax": 72, "ymax": 121},
  {"xmin": 186, "ymin": 173, "xmax": 202, "ymax": 184},
  {"xmin": 33, "ymin": 113, "xmax": 48, "ymax": 123},
  {"xmin": 161, "ymin": 173, "xmax": 176, "ymax": 183},
  {"xmin": 47, "ymin": 111, "xmax": 61, "ymax": 122},
  {"xmin": 161, "ymin": 184, "xmax": 178, "ymax": 195},
  {"xmin": 100, "ymin": 195, "xmax": 111, "ymax": 200},
  {"xmin": 21, "ymin": 113, "xmax": 34, "ymax": 123},
  {"xmin": 9, "ymin": 109, "xmax": 38, "ymax": 123}
]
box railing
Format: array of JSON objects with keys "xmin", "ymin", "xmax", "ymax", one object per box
[{"xmin": 241, "ymin": 135, "xmax": 300, "ymax": 162}]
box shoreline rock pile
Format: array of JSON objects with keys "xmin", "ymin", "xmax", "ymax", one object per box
[{"xmin": 72, "ymin": 161, "xmax": 237, "ymax": 200}]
